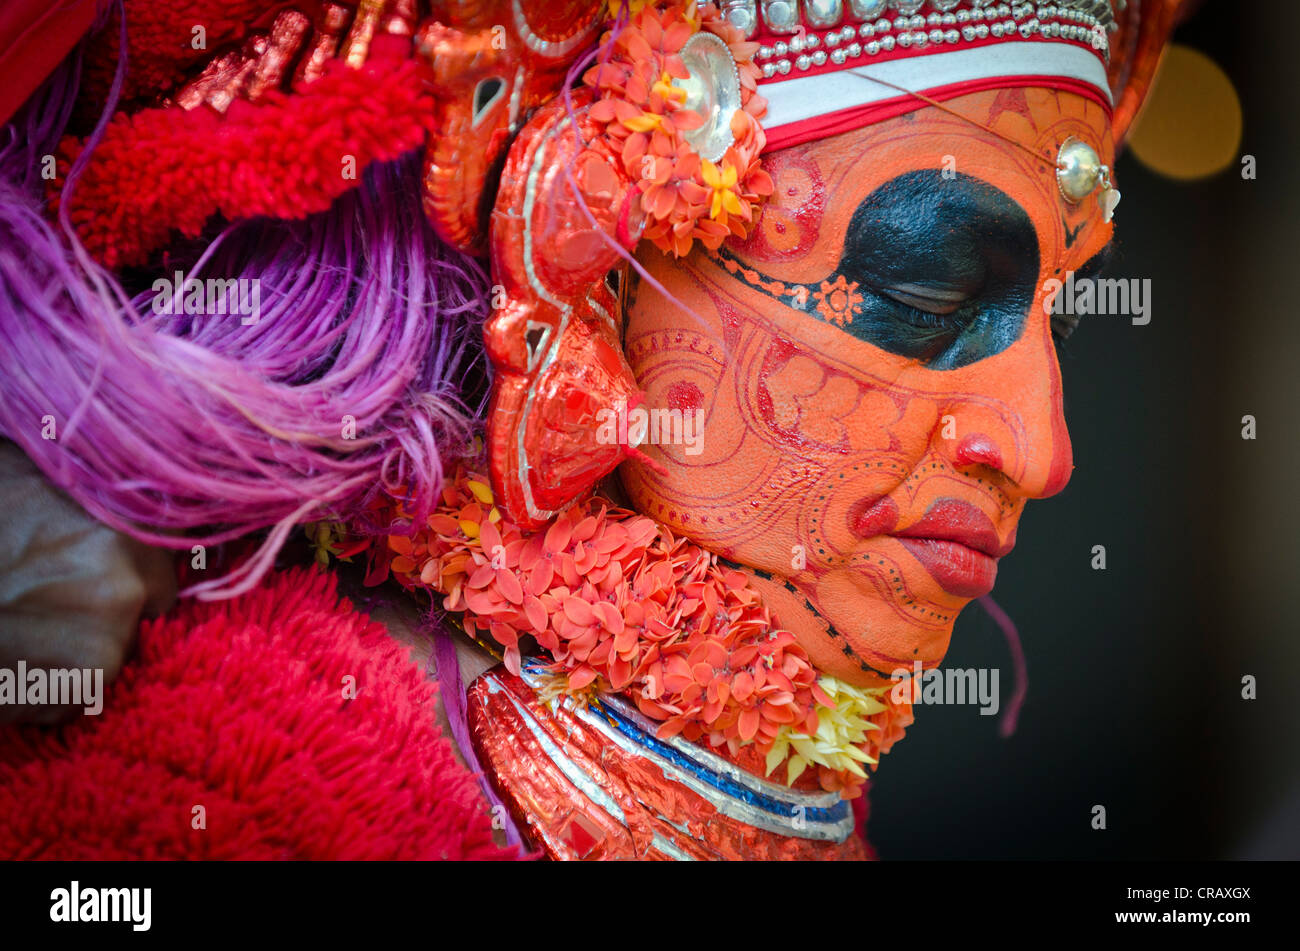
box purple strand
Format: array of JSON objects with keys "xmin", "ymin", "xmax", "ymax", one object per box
[
  {"xmin": 978, "ymin": 594, "xmax": 1028, "ymax": 738},
  {"xmin": 427, "ymin": 616, "xmax": 537, "ymax": 859},
  {"xmin": 0, "ymin": 52, "xmax": 82, "ymax": 190}
]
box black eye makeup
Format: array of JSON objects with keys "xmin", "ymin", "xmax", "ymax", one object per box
[{"xmin": 711, "ymin": 169, "xmax": 1041, "ymax": 370}]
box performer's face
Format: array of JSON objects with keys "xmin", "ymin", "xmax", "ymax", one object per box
[{"xmin": 621, "ymin": 88, "xmax": 1114, "ymax": 686}]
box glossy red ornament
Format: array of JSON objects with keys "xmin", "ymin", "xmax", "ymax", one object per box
[
  {"xmin": 484, "ymin": 91, "xmax": 648, "ymax": 529},
  {"xmin": 416, "ymin": 0, "xmax": 605, "ymax": 254}
]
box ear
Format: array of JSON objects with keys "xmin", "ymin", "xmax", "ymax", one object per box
[{"xmin": 1108, "ymin": 0, "xmax": 1197, "ymax": 146}]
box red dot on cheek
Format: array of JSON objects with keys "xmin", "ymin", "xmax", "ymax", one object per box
[{"xmin": 666, "ymin": 381, "xmax": 704, "ymax": 413}]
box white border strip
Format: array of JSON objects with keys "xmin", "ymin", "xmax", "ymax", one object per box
[{"xmin": 761, "ymin": 42, "xmax": 1112, "ymax": 132}]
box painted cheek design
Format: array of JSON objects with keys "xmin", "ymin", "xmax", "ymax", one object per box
[
  {"xmin": 622, "ymin": 275, "xmax": 1038, "ymax": 677},
  {"xmin": 753, "ymin": 337, "xmax": 1038, "ymax": 673},
  {"xmin": 623, "ymin": 249, "xmax": 1072, "ymax": 683},
  {"xmin": 730, "ymin": 149, "xmax": 827, "ymax": 261}
]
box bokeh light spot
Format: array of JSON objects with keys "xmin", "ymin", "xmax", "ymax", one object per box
[{"xmin": 1128, "ymin": 44, "xmax": 1243, "ymax": 181}]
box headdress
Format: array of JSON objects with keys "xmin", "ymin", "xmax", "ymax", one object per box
[{"xmin": 0, "ymin": 0, "xmax": 1193, "ymax": 858}]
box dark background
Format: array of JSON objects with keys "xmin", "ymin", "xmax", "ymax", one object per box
[{"xmin": 869, "ymin": 0, "xmax": 1300, "ymax": 860}]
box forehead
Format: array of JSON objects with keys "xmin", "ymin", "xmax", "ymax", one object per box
[{"xmin": 736, "ymin": 87, "xmax": 1114, "ymax": 280}]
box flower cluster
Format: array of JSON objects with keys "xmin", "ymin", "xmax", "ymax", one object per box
[
  {"xmin": 584, "ymin": 2, "xmax": 773, "ymax": 256},
  {"xmin": 768, "ymin": 676, "xmax": 912, "ymax": 799},
  {"xmin": 379, "ymin": 465, "xmax": 911, "ymax": 798}
]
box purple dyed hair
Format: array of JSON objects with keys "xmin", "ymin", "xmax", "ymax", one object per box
[{"xmin": 0, "ymin": 17, "xmax": 489, "ymax": 599}]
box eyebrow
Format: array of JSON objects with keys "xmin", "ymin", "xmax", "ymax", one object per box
[{"xmin": 1075, "ymin": 240, "xmax": 1115, "ymax": 278}]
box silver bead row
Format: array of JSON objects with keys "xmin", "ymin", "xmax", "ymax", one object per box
[
  {"xmin": 753, "ymin": 4, "xmax": 1110, "ymax": 79},
  {"xmin": 720, "ymin": 0, "xmax": 1116, "ymax": 39}
]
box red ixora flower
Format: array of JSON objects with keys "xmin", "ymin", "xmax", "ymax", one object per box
[
  {"xmin": 582, "ymin": 1, "xmax": 771, "ymax": 258},
  {"xmin": 640, "ymin": 145, "xmax": 708, "ymax": 221},
  {"xmin": 372, "ymin": 460, "xmax": 909, "ymax": 799}
]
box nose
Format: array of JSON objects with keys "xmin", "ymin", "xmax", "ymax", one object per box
[
  {"xmin": 954, "ymin": 433, "xmax": 1004, "ymax": 471},
  {"xmin": 933, "ymin": 345, "xmax": 1074, "ymax": 500}
]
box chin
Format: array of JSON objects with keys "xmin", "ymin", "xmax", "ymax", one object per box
[
  {"xmin": 743, "ymin": 558, "xmax": 962, "ymax": 688},
  {"xmin": 844, "ymin": 572, "xmax": 959, "ymax": 660}
]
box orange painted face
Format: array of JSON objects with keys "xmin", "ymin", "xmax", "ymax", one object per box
[{"xmin": 620, "ymin": 87, "xmax": 1115, "ymax": 687}]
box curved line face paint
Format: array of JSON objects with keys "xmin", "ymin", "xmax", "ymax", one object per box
[{"xmin": 621, "ymin": 87, "xmax": 1114, "ymax": 686}]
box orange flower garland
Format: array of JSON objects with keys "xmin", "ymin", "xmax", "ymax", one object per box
[
  {"xmin": 379, "ymin": 464, "xmax": 911, "ymax": 798},
  {"xmin": 584, "ymin": 1, "xmax": 773, "ymax": 257}
]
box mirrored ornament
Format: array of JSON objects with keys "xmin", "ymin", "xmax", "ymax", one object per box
[
  {"xmin": 761, "ymin": 0, "xmax": 802, "ymax": 34},
  {"xmin": 1056, "ymin": 136, "xmax": 1104, "ymax": 202},
  {"xmin": 721, "ymin": 0, "xmax": 759, "ymax": 38},
  {"xmin": 673, "ymin": 32, "xmax": 743, "ymax": 163}
]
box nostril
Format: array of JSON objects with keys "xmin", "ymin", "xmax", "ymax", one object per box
[{"xmin": 954, "ymin": 433, "xmax": 1004, "ymax": 472}]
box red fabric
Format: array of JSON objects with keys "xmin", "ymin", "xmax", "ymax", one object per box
[
  {"xmin": 0, "ymin": 566, "xmax": 518, "ymax": 860},
  {"xmin": 52, "ymin": 33, "xmax": 434, "ymax": 269},
  {"xmin": 763, "ymin": 73, "xmax": 1113, "ymax": 153},
  {"xmin": 0, "ymin": 0, "xmax": 101, "ymax": 128}
]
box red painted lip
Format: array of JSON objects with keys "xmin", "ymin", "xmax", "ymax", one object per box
[{"xmin": 891, "ymin": 499, "xmax": 1014, "ymax": 598}]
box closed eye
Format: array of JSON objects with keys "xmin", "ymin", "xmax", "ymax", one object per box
[
  {"xmin": 832, "ymin": 170, "xmax": 1038, "ymax": 369},
  {"xmin": 876, "ymin": 296, "xmax": 976, "ymax": 364},
  {"xmin": 879, "ymin": 283, "xmax": 969, "ymax": 315}
]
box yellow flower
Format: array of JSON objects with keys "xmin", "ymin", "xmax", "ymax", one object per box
[
  {"xmin": 531, "ymin": 665, "xmax": 603, "ymax": 711},
  {"xmin": 651, "ymin": 69, "xmax": 687, "ymax": 105},
  {"xmin": 304, "ymin": 520, "xmax": 353, "ymax": 566},
  {"xmin": 621, "ymin": 112, "xmax": 664, "ymax": 133},
  {"xmin": 766, "ymin": 676, "xmax": 890, "ymax": 784},
  {"xmin": 465, "ymin": 480, "xmax": 503, "ymax": 524},
  {"xmin": 701, "ymin": 159, "xmax": 743, "ymax": 220}
]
